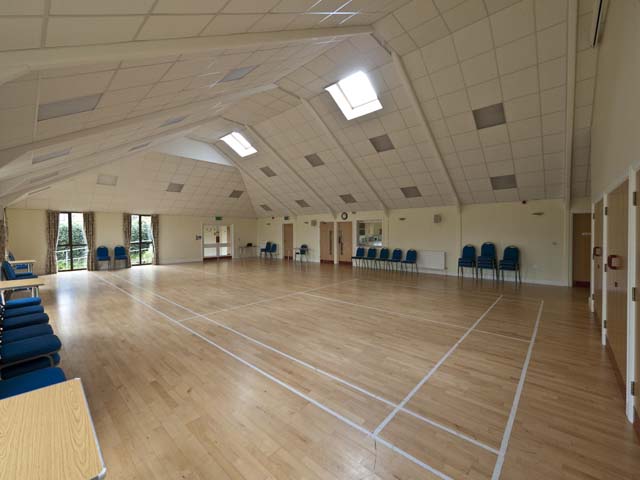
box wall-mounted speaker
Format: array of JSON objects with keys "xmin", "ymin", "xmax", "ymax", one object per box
[
  {"xmin": 433, "ymin": 214, "xmax": 442, "ymax": 223},
  {"xmin": 310, "ymin": 220, "xmax": 317, "ymax": 226}
]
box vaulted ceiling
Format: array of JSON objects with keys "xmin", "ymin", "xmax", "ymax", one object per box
[{"xmin": 0, "ymin": 0, "xmax": 596, "ymax": 217}]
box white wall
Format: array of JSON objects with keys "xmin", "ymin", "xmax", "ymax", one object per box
[
  {"xmin": 6, "ymin": 209, "xmax": 47, "ymax": 275},
  {"xmin": 590, "ymin": 0, "xmax": 640, "ymax": 197},
  {"xmin": 95, "ymin": 212, "xmax": 123, "ymax": 250}
]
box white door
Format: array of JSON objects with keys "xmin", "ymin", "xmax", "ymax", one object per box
[{"xmin": 203, "ymin": 225, "xmax": 230, "ymax": 258}]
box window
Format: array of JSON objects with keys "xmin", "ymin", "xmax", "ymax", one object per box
[
  {"xmin": 220, "ymin": 131, "xmax": 257, "ymax": 157},
  {"xmin": 357, "ymin": 220, "xmax": 383, "ymax": 247},
  {"xmin": 326, "ymin": 71, "xmax": 382, "ymax": 120},
  {"xmin": 130, "ymin": 215, "xmax": 154, "ymax": 266},
  {"xmin": 56, "ymin": 212, "xmax": 88, "ymax": 271}
]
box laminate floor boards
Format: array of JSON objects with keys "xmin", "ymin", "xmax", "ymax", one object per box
[{"xmin": 28, "ymin": 260, "xmax": 640, "ymax": 480}]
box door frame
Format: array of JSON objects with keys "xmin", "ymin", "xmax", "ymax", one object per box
[
  {"xmin": 282, "ymin": 223, "xmax": 294, "ymax": 260},
  {"xmin": 572, "ymin": 213, "xmax": 591, "ymax": 287},
  {"xmin": 202, "ymin": 223, "xmax": 233, "ymax": 260}
]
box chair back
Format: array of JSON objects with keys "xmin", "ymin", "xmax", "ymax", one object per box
[
  {"xmin": 366, "ymin": 248, "xmax": 377, "ymax": 259},
  {"xmin": 391, "ymin": 249, "xmax": 402, "ymax": 261},
  {"xmin": 379, "ymin": 248, "xmax": 390, "ymax": 260},
  {"xmin": 503, "ymin": 246, "xmax": 519, "ymax": 262},
  {"xmin": 114, "ymin": 246, "xmax": 126, "ymax": 257},
  {"xmin": 480, "ymin": 242, "xmax": 496, "ymax": 259},
  {"xmin": 405, "ymin": 249, "xmax": 417, "ymax": 263},
  {"xmin": 2, "ymin": 261, "xmax": 16, "ymax": 280},
  {"xmin": 246, "ymin": 242, "xmax": 253, "ymax": 247},
  {"xmin": 96, "ymin": 246, "xmax": 109, "ymax": 260},
  {"xmin": 355, "ymin": 247, "xmax": 365, "ymax": 258},
  {"xmin": 7, "ymin": 251, "xmax": 15, "ymax": 261},
  {"xmin": 462, "ymin": 245, "xmax": 476, "ymax": 259},
  {"xmin": 300, "ymin": 244, "xmax": 308, "ymax": 254},
  {"xmin": 269, "ymin": 243, "xmax": 277, "ymax": 253}
]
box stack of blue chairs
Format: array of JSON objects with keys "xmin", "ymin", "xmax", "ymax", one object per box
[
  {"xmin": 0, "ymin": 273, "xmax": 66, "ymax": 399},
  {"xmin": 351, "ymin": 247, "xmax": 417, "ymax": 273}
]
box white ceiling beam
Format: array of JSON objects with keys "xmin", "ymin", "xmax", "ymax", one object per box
[
  {"xmin": 246, "ymin": 125, "xmax": 336, "ymax": 217},
  {"xmin": 0, "ymin": 27, "xmax": 372, "ymax": 75},
  {"xmin": 0, "ymin": 65, "xmax": 31, "ymax": 88},
  {"xmin": 0, "ymin": 83, "xmax": 279, "ymax": 174},
  {"xmin": 392, "ymin": 52, "xmax": 460, "ymax": 206},
  {"xmin": 187, "ymin": 131, "xmax": 293, "ymax": 218},
  {"xmin": 565, "ymin": 0, "xmax": 578, "ymax": 204},
  {"xmin": 300, "ymin": 97, "xmax": 389, "ymax": 214}
]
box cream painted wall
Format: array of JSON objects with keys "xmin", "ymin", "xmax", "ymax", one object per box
[
  {"xmin": 6, "ymin": 209, "xmax": 47, "ymax": 275},
  {"xmin": 590, "ymin": 0, "xmax": 640, "ymax": 198},
  {"xmin": 95, "ymin": 212, "xmax": 123, "ymax": 250}
]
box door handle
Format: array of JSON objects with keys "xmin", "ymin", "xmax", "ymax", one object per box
[{"xmin": 607, "ymin": 254, "xmax": 622, "ymax": 270}]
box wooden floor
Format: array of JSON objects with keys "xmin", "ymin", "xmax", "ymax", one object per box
[{"xmin": 37, "ymin": 259, "xmax": 640, "ymax": 479}]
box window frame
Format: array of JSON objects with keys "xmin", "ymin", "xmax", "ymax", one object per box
[
  {"xmin": 57, "ymin": 212, "xmax": 88, "ymax": 272},
  {"xmin": 130, "ymin": 214, "xmax": 154, "ymax": 266}
]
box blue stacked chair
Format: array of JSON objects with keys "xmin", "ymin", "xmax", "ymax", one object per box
[
  {"xmin": 0, "ymin": 367, "xmax": 67, "ymax": 400},
  {"xmin": 260, "ymin": 241, "xmax": 272, "ymax": 258},
  {"xmin": 389, "ymin": 249, "xmax": 403, "ymax": 271},
  {"xmin": 351, "ymin": 247, "xmax": 365, "ymax": 267},
  {"xmin": 477, "ymin": 242, "xmax": 498, "ymax": 280},
  {"xmin": 96, "ymin": 246, "xmax": 110, "ymax": 270},
  {"xmin": 377, "ymin": 248, "xmax": 390, "ymax": 270},
  {"xmin": 7, "ymin": 252, "xmax": 29, "ymax": 273},
  {"xmin": 364, "ymin": 247, "xmax": 377, "ymax": 269},
  {"xmin": 2, "ymin": 260, "xmax": 37, "ymax": 280},
  {"xmin": 114, "ymin": 245, "xmax": 128, "ymax": 268},
  {"xmin": 499, "ymin": 246, "xmax": 521, "ymax": 283},
  {"xmin": 457, "ymin": 245, "xmax": 477, "ymax": 277},
  {"xmin": 402, "ymin": 249, "xmax": 418, "ymax": 273},
  {"xmin": 268, "ymin": 243, "xmax": 277, "ymax": 259}
]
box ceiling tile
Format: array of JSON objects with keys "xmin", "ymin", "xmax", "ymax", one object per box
[
  {"xmin": 137, "ymin": 15, "xmax": 213, "ymax": 40},
  {"xmin": 0, "ymin": 18, "xmax": 42, "ymax": 51},
  {"xmin": 50, "ymin": 0, "xmax": 155, "ymax": 14},
  {"xmin": 489, "ymin": 0, "xmax": 534, "ymax": 46},
  {"xmin": 460, "ymin": 51, "xmax": 498, "ymax": 86},
  {"xmin": 442, "ymin": 0, "xmax": 487, "ymax": 32},
  {"xmin": 109, "ymin": 64, "xmax": 172, "ymax": 90},
  {"xmin": 453, "ymin": 18, "xmax": 493, "ymax": 61},
  {"xmin": 495, "ymin": 34, "xmax": 537, "ymax": 75},
  {"xmin": 153, "ymin": 0, "xmax": 227, "ymax": 14},
  {"xmin": 201, "ymin": 14, "xmax": 263, "ymax": 35},
  {"xmin": 46, "ymin": 16, "xmax": 144, "ymax": 47}
]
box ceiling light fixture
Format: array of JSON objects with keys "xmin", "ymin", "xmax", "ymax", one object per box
[
  {"xmin": 37, "ymin": 94, "xmax": 102, "ymax": 121},
  {"xmin": 97, "ymin": 174, "xmax": 118, "ymax": 186},
  {"xmin": 326, "ymin": 71, "xmax": 382, "ymax": 120},
  {"xmin": 220, "ymin": 65, "xmax": 257, "ymax": 83},
  {"xmin": 220, "ymin": 132, "xmax": 257, "ymax": 157},
  {"xmin": 32, "ymin": 147, "xmax": 72, "ymax": 165},
  {"xmin": 160, "ymin": 116, "xmax": 187, "ymax": 127}
]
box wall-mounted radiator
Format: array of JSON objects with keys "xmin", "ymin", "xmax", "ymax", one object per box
[{"xmin": 416, "ymin": 250, "xmax": 446, "ymax": 271}]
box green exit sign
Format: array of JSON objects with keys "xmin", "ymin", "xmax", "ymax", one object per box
[{"xmin": 215, "ymin": 216, "xmax": 223, "ymax": 221}]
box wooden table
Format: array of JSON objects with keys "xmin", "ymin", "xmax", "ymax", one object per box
[
  {"xmin": 9, "ymin": 259, "xmax": 36, "ymax": 273},
  {"xmin": 0, "ymin": 378, "xmax": 106, "ymax": 480},
  {"xmin": 0, "ymin": 277, "xmax": 44, "ymax": 302}
]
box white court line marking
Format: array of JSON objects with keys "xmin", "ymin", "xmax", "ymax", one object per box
[
  {"xmin": 304, "ymin": 291, "xmax": 528, "ymax": 344},
  {"xmin": 373, "ymin": 295, "xmax": 504, "ymax": 436},
  {"xmin": 94, "ymin": 274, "xmax": 454, "ymax": 480},
  {"xmin": 106, "ymin": 272, "xmax": 502, "ymax": 455},
  {"xmin": 491, "ymin": 300, "xmax": 544, "ymax": 480}
]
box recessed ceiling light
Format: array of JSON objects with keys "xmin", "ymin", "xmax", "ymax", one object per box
[
  {"xmin": 229, "ymin": 190, "xmax": 244, "ymax": 198},
  {"xmin": 220, "ymin": 65, "xmax": 257, "ymax": 83},
  {"xmin": 305, "ymin": 153, "xmax": 324, "ymax": 167},
  {"xmin": 220, "ymin": 132, "xmax": 257, "ymax": 157},
  {"xmin": 326, "ymin": 71, "xmax": 382, "ymax": 120},
  {"xmin": 490, "ymin": 174, "xmax": 517, "ymax": 190},
  {"xmin": 370, "ymin": 134, "xmax": 395, "ymax": 152},
  {"xmin": 400, "ymin": 186, "xmax": 422, "ymax": 198},
  {"xmin": 97, "ymin": 174, "xmax": 118, "ymax": 186},
  {"xmin": 32, "ymin": 147, "xmax": 72, "ymax": 165},
  {"xmin": 166, "ymin": 182, "xmax": 184, "ymax": 193},
  {"xmin": 260, "ymin": 204, "xmax": 272, "ymax": 211},
  {"xmin": 38, "ymin": 93, "xmax": 102, "ymax": 121},
  {"xmin": 295, "ymin": 199, "xmax": 310, "ymax": 208},
  {"xmin": 129, "ymin": 142, "xmax": 151, "ymax": 152},
  {"xmin": 260, "ymin": 166, "xmax": 277, "ymax": 177},
  {"xmin": 160, "ymin": 116, "xmax": 187, "ymax": 127},
  {"xmin": 473, "ymin": 103, "xmax": 506, "ymax": 130},
  {"xmin": 339, "ymin": 193, "xmax": 357, "ymax": 204}
]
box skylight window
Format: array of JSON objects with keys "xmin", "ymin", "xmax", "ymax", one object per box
[
  {"xmin": 220, "ymin": 132, "xmax": 257, "ymax": 157},
  {"xmin": 326, "ymin": 71, "xmax": 382, "ymax": 120}
]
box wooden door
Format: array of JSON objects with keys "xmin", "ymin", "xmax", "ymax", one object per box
[
  {"xmin": 594, "ymin": 200, "xmax": 604, "ymax": 322},
  {"xmin": 606, "ymin": 180, "xmax": 628, "ymax": 393},
  {"xmin": 636, "ymin": 171, "xmax": 640, "ymax": 418},
  {"xmin": 572, "ymin": 213, "xmax": 591, "ymax": 287},
  {"xmin": 283, "ymin": 224, "xmax": 293, "ymax": 259},
  {"xmin": 319, "ymin": 222, "xmax": 334, "ymax": 263},
  {"xmin": 337, "ymin": 222, "xmax": 352, "ymax": 264}
]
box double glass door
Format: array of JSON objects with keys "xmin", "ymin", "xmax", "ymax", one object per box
[{"xmin": 203, "ymin": 224, "xmax": 230, "ymax": 259}]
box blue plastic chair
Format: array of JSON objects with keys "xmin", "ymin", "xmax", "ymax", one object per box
[
  {"xmin": 114, "ymin": 245, "xmax": 128, "ymax": 268},
  {"xmin": 402, "ymin": 249, "xmax": 418, "ymax": 273},
  {"xmin": 499, "ymin": 246, "xmax": 521, "ymax": 283},
  {"xmin": 458, "ymin": 245, "xmax": 477, "ymax": 277},
  {"xmin": 268, "ymin": 243, "xmax": 277, "ymax": 259},
  {"xmin": 96, "ymin": 246, "xmax": 110, "ymax": 270},
  {"xmin": 260, "ymin": 242, "xmax": 272, "ymax": 258},
  {"xmin": 7, "ymin": 252, "xmax": 28, "ymax": 272},
  {"xmin": 2, "ymin": 261, "xmax": 37, "ymax": 280},
  {"xmin": 351, "ymin": 247, "xmax": 365, "ymax": 267},
  {"xmin": 364, "ymin": 248, "xmax": 377, "ymax": 269},
  {"xmin": 0, "ymin": 367, "xmax": 66, "ymax": 400},
  {"xmin": 477, "ymin": 242, "xmax": 497, "ymax": 279},
  {"xmin": 377, "ymin": 248, "xmax": 390, "ymax": 270},
  {"xmin": 295, "ymin": 244, "xmax": 309, "ymax": 262},
  {"xmin": 389, "ymin": 249, "xmax": 402, "ymax": 271}
]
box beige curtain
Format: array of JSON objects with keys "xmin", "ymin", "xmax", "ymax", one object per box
[
  {"xmin": 151, "ymin": 214, "xmax": 159, "ymax": 265},
  {"xmin": 83, "ymin": 212, "xmax": 96, "ymax": 271},
  {"xmin": 123, "ymin": 213, "xmax": 131, "ymax": 268},
  {"xmin": 45, "ymin": 210, "xmax": 59, "ymax": 274}
]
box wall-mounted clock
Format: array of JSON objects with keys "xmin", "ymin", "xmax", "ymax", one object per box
[{"xmin": 341, "ymin": 212, "xmax": 348, "ymax": 220}]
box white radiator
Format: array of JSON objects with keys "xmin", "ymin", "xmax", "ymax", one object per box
[{"xmin": 416, "ymin": 250, "xmax": 446, "ymax": 270}]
